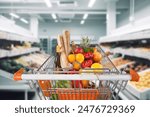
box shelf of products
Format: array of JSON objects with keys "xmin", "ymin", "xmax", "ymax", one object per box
[
  {"xmin": 111, "ymin": 57, "xmax": 150, "ymax": 100},
  {"xmin": 0, "ymin": 52, "xmax": 49, "ymax": 75},
  {"xmin": 111, "ymin": 57, "xmax": 133, "ymax": 68},
  {"xmin": 0, "ymin": 18, "xmax": 48, "ymax": 99},
  {"xmin": 0, "ymin": 47, "xmax": 40, "ymax": 58},
  {"xmin": 100, "ymin": 33, "xmax": 150, "ymax": 100},
  {"xmin": 0, "ymin": 51, "xmax": 49, "ymax": 99},
  {"xmin": 99, "ymin": 16, "xmax": 150, "ymax": 43},
  {"xmin": 126, "ymin": 69, "xmax": 150, "ymax": 99},
  {"xmin": 102, "ymin": 50, "xmax": 150, "ymax": 100},
  {"xmin": 99, "ymin": 29, "xmax": 150, "ymax": 43},
  {"xmin": 0, "ymin": 40, "xmax": 40, "ymax": 58},
  {"xmin": 0, "ymin": 16, "xmax": 37, "ymax": 42},
  {"xmin": 109, "ymin": 47, "xmax": 150, "ymax": 60},
  {"xmin": 0, "ymin": 39, "xmax": 49, "ymax": 81},
  {"xmin": 0, "ymin": 30, "xmax": 36, "ymax": 42},
  {"xmin": 101, "ymin": 40, "xmax": 150, "ymax": 61}
]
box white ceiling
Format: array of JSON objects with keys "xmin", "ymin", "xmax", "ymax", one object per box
[{"xmin": 0, "ymin": 0, "xmax": 130, "ymax": 24}]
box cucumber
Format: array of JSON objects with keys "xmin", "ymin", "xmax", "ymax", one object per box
[
  {"xmin": 51, "ymin": 94, "xmax": 58, "ymax": 100},
  {"xmin": 0, "ymin": 62, "xmax": 12, "ymax": 71},
  {"xmin": 55, "ymin": 80, "xmax": 71, "ymax": 88},
  {"xmin": 10, "ymin": 60, "xmax": 18, "ymax": 66}
]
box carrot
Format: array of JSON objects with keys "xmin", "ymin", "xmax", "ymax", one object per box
[
  {"xmin": 57, "ymin": 89, "xmax": 100, "ymax": 100},
  {"xmin": 57, "ymin": 91, "xmax": 61, "ymax": 100},
  {"xmin": 68, "ymin": 92, "xmax": 72, "ymax": 100},
  {"xmin": 80, "ymin": 92, "xmax": 84, "ymax": 100},
  {"xmin": 60, "ymin": 93, "xmax": 65, "ymax": 100},
  {"xmin": 82, "ymin": 91, "xmax": 86, "ymax": 100},
  {"xmin": 65, "ymin": 93, "xmax": 69, "ymax": 100},
  {"xmin": 76, "ymin": 93, "xmax": 80, "ymax": 100}
]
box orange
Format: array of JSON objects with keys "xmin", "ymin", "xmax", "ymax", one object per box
[
  {"xmin": 68, "ymin": 54, "xmax": 75, "ymax": 63},
  {"xmin": 91, "ymin": 63, "xmax": 103, "ymax": 73},
  {"xmin": 93, "ymin": 52, "xmax": 102, "ymax": 62},
  {"xmin": 75, "ymin": 54, "xmax": 84, "ymax": 63},
  {"xmin": 81, "ymin": 80, "xmax": 89, "ymax": 88},
  {"xmin": 73, "ymin": 62, "xmax": 80, "ymax": 70}
]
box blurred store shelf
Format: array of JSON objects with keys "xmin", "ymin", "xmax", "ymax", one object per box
[{"xmin": 0, "ymin": 47, "xmax": 40, "ymax": 58}]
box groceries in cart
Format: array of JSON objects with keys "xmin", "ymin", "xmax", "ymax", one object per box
[
  {"xmin": 13, "ymin": 30, "xmax": 140, "ymax": 100},
  {"xmin": 57, "ymin": 31, "xmax": 103, "ymax": 73}
]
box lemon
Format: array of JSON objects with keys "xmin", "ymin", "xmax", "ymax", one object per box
[{"xmin": 91, "ymin": 63, "xmax": 103, "ymax": 73}]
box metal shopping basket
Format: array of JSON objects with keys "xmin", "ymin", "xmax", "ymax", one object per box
[{"xmin": 13, "ymin": 45, "xmax": 139, "ymax": 100}]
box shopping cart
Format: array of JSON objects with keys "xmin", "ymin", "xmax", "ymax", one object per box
[{"xmin": 13, "ymin": 45, "xmax": 139, "ymax": 100}]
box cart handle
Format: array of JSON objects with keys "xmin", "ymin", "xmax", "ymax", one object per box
[{"xmin": 13, "ymin": 68, "xmax": 139, "ymax": 81}]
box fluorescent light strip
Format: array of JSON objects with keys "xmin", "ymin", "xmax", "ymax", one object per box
[
  {"xmin": 51, "ymin": 14, "xmax": 57, "ymax": 19},
  {"xmin": 9, "ymin": 13, "xmax": 20, "ymax": 19},
  {"xmin": 20, "ymin": 18, "xmax": 28, "ymax": 24},
  {"xmin": 44, "ymin": 0, "xmax": 52, "ymax": 7},
  {"xmin": 88, "ymin": 0, "xmax": 96, "ymax": 8},
  {"xmin": 80, "ymin": 20, "xmax": 85, "ymax": 24},
  {"xmin": 83, "ymin": 14, "xmax": 88, "ymax": 20}
]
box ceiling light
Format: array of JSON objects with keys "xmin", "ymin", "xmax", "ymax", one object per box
[
  {"xmin": 9, "ymin": 13, "xmax": 20, "ymax": 19},
  {"xmin": 88, "ymin": 0, "xmax": 96, "ymax": 8},
  {"xmin": 80, "ymin": 20, "xmax": 85, "ymax": 24},
  {"xmin": 44, "ymin": 0, "xmax": 52, "ymax": 7},
  {"xmin": 20, "ymin": 18, "xmax": 28, "ymax": 24},
  {"xmin": 51, "ymin": 14, "xmax": 57, "ymax": 19},
  {"xmin": 83, "ymin": 14, "xmax": 88, "ymax": 20},
  {"xmin": 55, "ymin": 20, "xmax": 58, "ymax": 22}
]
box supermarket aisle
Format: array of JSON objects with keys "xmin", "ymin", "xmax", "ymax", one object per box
[{"xmin": 0, "ymin": 0, "xmax": 150, "ymax": 100}]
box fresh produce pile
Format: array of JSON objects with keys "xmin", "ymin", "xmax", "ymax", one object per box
[
  {"xmin": 53, "ymin": 31, "xmax": 104, "ymax": 89},
  {"xmin": 67, "ymin": 37, "xmax": 103, "ymax": 88},
  {"xmin": 69, "ymin": 44, "xmax": 103, "ymax": 70},
  {"xmin": 0, "ymin": 53, "xmax": 49, "ymax": 73},
  {"xmin": 0, "ymin": 59, "xmax": 29, "ymax": 73}
]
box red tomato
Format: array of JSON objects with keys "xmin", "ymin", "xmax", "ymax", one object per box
[
  {"xmin": 83, "ymin": 52, "xmax": 94, "ymax": 59},
  {"xmin": 81, "ymin": 59, "xmax": 93, "ymax": 68},
  {"xmin": 74, "ymin": 47, "xmax": 84, "ymax": 54}
]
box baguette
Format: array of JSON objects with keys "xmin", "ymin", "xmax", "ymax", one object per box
[
  {"xmin": 57, "ymin": 35, "xmax": 64, "ymax": 52},
  {"xmin": 57, "ymin": 35, "xmax": 69, "ymax": 68},
  {"xmin": 62, "ymin": 31, "xmax": 68, "ymax": 55},
  {"xmin": 66, "ymin": 31, "xmax": 71, "ymax": 54},
  {"xmin": 63, "ymin": 30, "xmax": 71, "ymax": 55}
]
